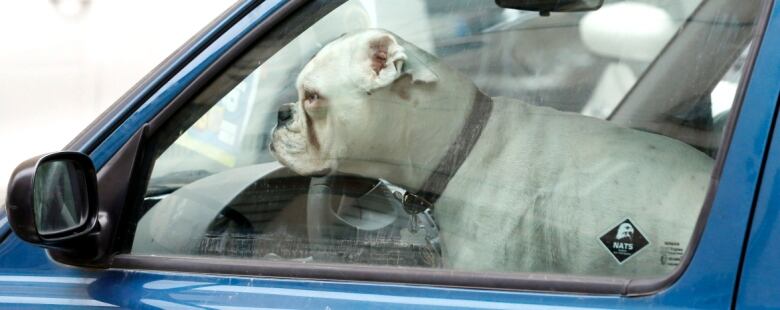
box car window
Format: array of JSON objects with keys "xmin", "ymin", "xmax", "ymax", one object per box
[{"xmin": 129, "ymin": 0, "xmax": 764, "ymax": 280}]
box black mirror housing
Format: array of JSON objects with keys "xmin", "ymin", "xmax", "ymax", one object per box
[
  {"xmin": 6, "ymin": 152, "xmax": 99, "ymax": 247},
  {"xmin": 495, "ymin": 0, "xmax": 603, "ymax": 15}
]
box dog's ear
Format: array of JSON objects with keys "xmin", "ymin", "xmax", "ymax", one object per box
[
  {"xmin": 401, "ymin": 48, "xmax": 438, "ymax": 84},
  {"xmin": 365, "ymin": 33, "xmax": 438, "ymax": 90}
]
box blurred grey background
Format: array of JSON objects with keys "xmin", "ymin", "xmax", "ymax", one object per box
[{"xmin": 0, "ymin": 0, "xmax": 235, "ymax": 205}]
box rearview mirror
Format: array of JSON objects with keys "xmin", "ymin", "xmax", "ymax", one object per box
[
  {"xmin": 6, "ymin": 152, "xmax": 99, "ymax": 246},
  {"xmin": 495, "ymin": 0, "xmax": 604, "ymax": 15}
]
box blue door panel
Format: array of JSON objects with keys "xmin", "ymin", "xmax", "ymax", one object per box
[
  {"xmin": 87, "ymin": 271, "xmax": 623, "ymax": 309},
  {"xmin": 0, "ymin": 236, "xmax": 110, "ymax": 308},
  {"xmin": 0, "ymin": 236, "xmax": 627, "ymax": 309},
  {"xmin": 735, "ymin": 3, "xmax": 780, "ymax": 305},
  {"xmin": 738, "ymin": 141, "xmax": 780, "ymax": 308}
]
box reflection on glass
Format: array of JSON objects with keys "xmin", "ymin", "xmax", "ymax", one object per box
[{"xmin": 33, "ymin": 160, "xmax": 87, "ymax": 235}]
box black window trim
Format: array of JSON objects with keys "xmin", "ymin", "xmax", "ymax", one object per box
[{"xmin": 93, "ymin": 0, "xmax": 774, "ymax": 296}]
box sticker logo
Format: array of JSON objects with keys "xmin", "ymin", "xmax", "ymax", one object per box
[
  {"xmin": 660, "ymin": 241, "xmax": 684, "ymax": 266},
  {"xmin": 599, "ymin": 218, "xmax": 650, "ymax": 264}
]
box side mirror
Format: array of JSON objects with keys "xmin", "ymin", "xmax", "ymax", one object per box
[
  {"xmin": 5, "ymin": 152, "xmax": 99, "ymax": 247},
  {"xmin": 495, "ymin": 0, "xmax": 604, "ymax": 15}
]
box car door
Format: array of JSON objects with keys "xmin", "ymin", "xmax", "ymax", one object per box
[{"xmin": 1, "ymin": 0, "xmax": 779, "ymax": 308}]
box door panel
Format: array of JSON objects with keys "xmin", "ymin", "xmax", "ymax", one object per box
[{"xmin": 735, "ymin": 1, "xmax": 780, "ymax": 306}]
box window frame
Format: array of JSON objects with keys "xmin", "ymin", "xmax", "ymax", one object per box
[{"xmin": 85, "ymin": 0, "xmax": 775, "ymax": 296}]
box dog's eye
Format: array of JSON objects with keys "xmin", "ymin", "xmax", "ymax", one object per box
[{"xmin": 304, "ymin": 90, "xmax": 320, "ymax": 102}]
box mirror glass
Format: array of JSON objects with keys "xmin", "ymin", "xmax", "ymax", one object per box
[{"xmin": 33, "ymin": 160, "xmax": 89, "ymax": 235}]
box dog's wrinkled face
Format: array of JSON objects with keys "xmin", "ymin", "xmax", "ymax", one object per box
[{"xmin": 270, "ymin": 29, "xmax": 438, "ymax": 176}]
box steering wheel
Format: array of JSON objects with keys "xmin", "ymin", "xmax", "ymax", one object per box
[
  {"xmin": 204, "ymin": 207, "xmax": 256, "ymax": 236},
  {"xmin": 133, "ymin": 162, "xmax": 442, "ymax": 266},
  {"xmin": 306, "ymin": 174, "xmax": 442, "ymax": 267},
  {"xmin": 194, "ymin": 167, "xmax": 441, "ymax": 267}
]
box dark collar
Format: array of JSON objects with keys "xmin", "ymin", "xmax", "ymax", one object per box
[{"xmin": 414, "ymin": 90, "xmax": 493, "ymax": 206}]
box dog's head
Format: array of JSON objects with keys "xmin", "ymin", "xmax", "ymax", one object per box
[{"xmin": 270, "ymin": 29, "xmax": 444, "ymax": 177}]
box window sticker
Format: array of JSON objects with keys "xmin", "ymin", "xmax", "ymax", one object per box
[
  {"xmin": 660, "ymin": 241, "xmax": 684, "ymax": 266},
  {"xmin": 599, "ymin": 218, "xmax": 650, "ymax": 264}
]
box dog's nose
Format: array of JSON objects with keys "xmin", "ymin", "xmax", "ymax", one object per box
[{"xmin": 277, "ymin": 104, "xmax": 293, "ymax": 124}]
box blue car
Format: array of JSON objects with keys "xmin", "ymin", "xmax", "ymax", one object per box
[{"xmin": 3, "ymin": 0, "xmax": 780, "ymax": 308}]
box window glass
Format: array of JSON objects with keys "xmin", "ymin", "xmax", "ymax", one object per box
[{"xmin": 131, "ymin": 0, "xmax": 764, "ymax": 279}]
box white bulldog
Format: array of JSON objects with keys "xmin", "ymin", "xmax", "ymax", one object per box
[{"xmin": 270, "ymin": 29, "xmax": 714, "ymax": 277}]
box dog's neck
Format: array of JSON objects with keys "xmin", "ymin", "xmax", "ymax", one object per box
[
  {"xmin": 415, "ymin": 89, "xmax": 493, "ymax": 203},
  {"xmin": 337, "ymin": 69, "xmax": 485, "ymax": 193}
]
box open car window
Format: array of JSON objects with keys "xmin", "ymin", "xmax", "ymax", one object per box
[{"xmin": 129, "ymin": 0, "xmax": 764, "ymax": 282}]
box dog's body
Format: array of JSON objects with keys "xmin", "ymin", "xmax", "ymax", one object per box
[{"xmin": 271, "ymin": 29, "xmax": 713, "ymax": 276}]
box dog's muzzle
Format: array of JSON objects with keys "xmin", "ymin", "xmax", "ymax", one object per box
[{"xmin": 277, "ymin": 103, "xmax": 294, "ymax": 126}]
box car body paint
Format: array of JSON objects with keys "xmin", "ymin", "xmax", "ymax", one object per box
[
  {"xmin": 735, "ymin": 2, "xmax": 780, "ymax": 305},
  {"xmin": 0, "ymin": 0, "xmax": 778, "ymax": 308}
]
